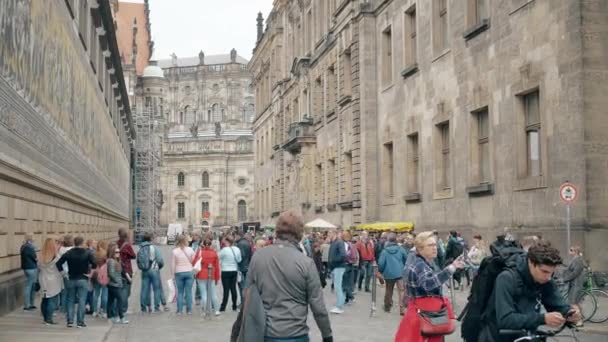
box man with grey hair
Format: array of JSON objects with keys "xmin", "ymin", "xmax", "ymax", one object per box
[
  {"xmin": 240, "ymin": 211, "xmax": 333, "ymax": 341},
  {"xmin": 20, "ymin": 234, "xmax": 38, "ymax": 311}
]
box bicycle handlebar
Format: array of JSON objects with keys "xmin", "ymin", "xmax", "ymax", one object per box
[{"xmin": 499, "ymin": 322, "xmax": 577, "ymax": 337}]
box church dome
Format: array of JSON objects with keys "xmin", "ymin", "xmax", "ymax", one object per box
[{"xmin": 143, "ymin": 61, "xmax": 164, "ymax": 78}]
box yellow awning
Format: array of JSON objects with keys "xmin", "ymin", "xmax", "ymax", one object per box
[{"xmin": 355, "ymin": 222, "xmax": 414, "ymax": 232}]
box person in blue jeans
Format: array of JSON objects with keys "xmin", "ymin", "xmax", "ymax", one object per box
[
  {"xmin": 56, "ymin": 236, "xmax": 96, "ymax": 328},
  {"xmin": 138, "ymin": 232, "xmax": 164, "ymax": 313},
  {"xmin": 20, "ymin": 234, "xmax": 38, "ymax": 311},
  {"xmin": 328, "ymin": 231, "xmax": 347, "ymax": 314},
  {"xmin": 171, "ymin": 235, "xmax": 195, "ymax": 315}
]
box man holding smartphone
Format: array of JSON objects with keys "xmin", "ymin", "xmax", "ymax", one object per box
[{"xmin": 479, "ymin": 245, "xmax": 581, "ymax": 341}]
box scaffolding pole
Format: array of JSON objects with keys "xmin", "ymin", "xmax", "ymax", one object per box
[{"xmin": 133, "ymin": 108, "xmax": 161, "ymax": 236}]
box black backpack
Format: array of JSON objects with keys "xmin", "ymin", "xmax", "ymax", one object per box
[{"xmin": 459, "ymin": 241, "xmax": 524, "ymax": 342}]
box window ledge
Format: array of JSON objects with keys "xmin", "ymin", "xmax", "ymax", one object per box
[
  {"xmin": 314, "ymin": 205, "xmax": 324, "ymax": 213},
  {"xmin": 466, "ymin": 182, "xmax": 495, "ymax": 196},
  {"xmin": 514, "ymin": 176, "xmax": 546, "ymax": 191},
  {"xmin": 301, "ymin": 201, "xmax": 312, "ymax": 209},
  {"xmin": 463, "ymin": 19, "xmax": 490, "ymax": 41},
  {"xmin": 271, "ymin": 211, "xmax": 280, "ymax": 218},
  {"xmin": 338, "ymin": 95, "xmax": 352, "ymax": 107},
  {"xmin": 338, "ymin": 201, "xmax": 353, "ymax": 209},
  {"xmin": 381, "ymin": 83, "xmax": 395, "ymax": 93},
  {"xmin": 326, "ymin": 203, "xmax": 337, "ymax": 212},
  {"xmin": 273, "ymin": 144, "xmax": 280, "ymax": 151},
  {"xmin": 401, "ymin": 63, "xmax": 419, "ymax": 79},
  {"xmin": 403, "ymin": 193, "xmax": 422, "ymax": 203},
  {"xmin": 326, "ymin": 109, "xmax": 336, "ymax": 119},
  {"xmin": 433, "ymin": 190, "xmax": 453, "ymax": 200},
  {"xmin": 432, "ymin": 49, "xmax": 451, "ymax": 63}
]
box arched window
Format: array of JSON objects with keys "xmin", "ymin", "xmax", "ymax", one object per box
[
  {"xmin": 238, "ymin": 200, "xmax": 247, "ymax": 221},
  {"xmin": 177, "ymin": 172, "xmax": 185, "ymax": 187},
  {"xmin": 202, "ymin": 171, "xmax": 209, "ymax": 188},
  {"xmin": 211, "ymin": 103, "xmax": 221, "ymax": 122}
]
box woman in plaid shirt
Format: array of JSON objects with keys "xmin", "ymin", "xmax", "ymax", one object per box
[{"xmin": 395, "ymin": 231, "xmax": 464, "ymax": 342}]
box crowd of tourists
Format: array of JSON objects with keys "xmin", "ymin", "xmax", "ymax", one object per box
[{"xmin": 21, "ymin": 219, "xmax": 589, "ymax": 341}]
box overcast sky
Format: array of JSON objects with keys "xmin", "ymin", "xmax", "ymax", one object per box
[{"xmin": 148, "ymin": 0, "xmax": 274, "ymax": 61}]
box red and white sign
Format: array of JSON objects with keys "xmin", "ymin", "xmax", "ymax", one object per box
[
  {"xmin": 559, "ymin": 183, "xmax": 578, "ymax": 203},
  {"xmin": 203, "ymin": 211, "xmax": 210, "ymax": 219}
]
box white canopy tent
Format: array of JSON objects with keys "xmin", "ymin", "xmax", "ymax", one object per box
[{"xmin": 304, "ymin": 218, "xmax": 338, "ymax": 230}]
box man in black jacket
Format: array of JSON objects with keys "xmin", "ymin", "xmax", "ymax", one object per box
[
  {"xmin": 56, "ymin": 236, "xmax": 96, "ymax": 328},
  {"xmin": 479, "ymin": 245, "xmax": 581, "ymax": 341},
  {"xmin": 236, "ymin": 232, "xmax": 252, "ymax": 301},
  {"xmin": 20, "ymin": 234, "xmax": 38, "ymax": 311}
]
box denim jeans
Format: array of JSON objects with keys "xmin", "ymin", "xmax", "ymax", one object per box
[
  {"xmin": 41, "ymin": 295, "xmax": 58, "ymax": 322},
  {"xmin": 60, "ymin": 278, "xmax": 69, "ymax": 312},
  {"xmin": 66, "ymin": 278, "xmax": 89, "ymax": 324},
  {"xmin": 264, "ymin": 335, "xmax": 309, "ymax": 342},
  {"xmin": 197, "ymin": 279, "xmax": 219, "ymax": 312},
  {"xmin": 23, "ymin": 268, "xmax": 38, "ymax": 309},
  {"xmin": 358, "ymin": 261, "xmax": 373, "ymax": 291},
  {"xmin": 332, "ymin": 267, "xmax": 345, "ymax": 309},
  {"xmin": 238, "ymin": 270, "xmax": 248, "ymax": 301},
  {"xmin": 343, "ymin": 264, "xmax": 355, "ymax": 301},
  {"xmin": 140, "ymin": 270, "xmax": 162, "ymax": 311},
  {"xmin": 92, "ymin": 282, "xmax": 108, "ymax": 313},
  {"xmin": 121, "ymin": 277, "xmax": 131, "ymax": 313},
  {"xmin": 175, "ymin": 271, "xmax": 193, "ymax": 313}
]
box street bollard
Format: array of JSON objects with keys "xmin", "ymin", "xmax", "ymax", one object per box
[
  {"xmin": 370, "ymin": 262, "xmax": 378, "ymax": 317},
  {"xmin": 205, "ymin": 263, "xmax": 213, "ymax": 319}
]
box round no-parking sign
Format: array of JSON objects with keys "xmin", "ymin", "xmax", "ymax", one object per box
[{"xmin": 559, "ymin": 183, "xmax": 577, "ymax": 203}]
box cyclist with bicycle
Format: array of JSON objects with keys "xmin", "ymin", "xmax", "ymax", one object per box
[{"xmin": 478, "ymin": 244, "xmax": 582, "ymax": 341}]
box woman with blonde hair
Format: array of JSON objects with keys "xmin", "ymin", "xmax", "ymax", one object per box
[
  {"xmin": 171, "ymin": 234, "xmax": 195, "ymax": 315},
  {"xmin": 38, "ymin": 237, "xmax": 63, "ymax": 325},
  {"xmin": 395, "ymin": 231, "xmax": 465, "ymax": 342},
  {"xmin": 91, "ymin": 241, "xmax": 109, "ymax": 318}
]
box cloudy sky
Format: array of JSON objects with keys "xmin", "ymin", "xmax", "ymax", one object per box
[{"xmin": 148, "ymin": 0, "xmax": 274, "ymax": 61}]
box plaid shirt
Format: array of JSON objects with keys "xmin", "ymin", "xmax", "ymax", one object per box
[{"xmin": 405, "ymin": 254, "xmax": 451, "ymax": 298}]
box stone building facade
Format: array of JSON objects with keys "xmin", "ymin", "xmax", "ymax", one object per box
[
  {"xmin": 147, "ymin": 51, "xmax": 255, "ymax": 230},
  {"xmin": 251, "ymin": 0, "xmax": 608, "ymax": 268},
  {"xmin": 0, "ymin": 0, "xmax": 134, "ymax": 314}
]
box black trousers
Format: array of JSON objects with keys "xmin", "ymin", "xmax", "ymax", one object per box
[
  {"xmin": 107, "ymin": 285, "xmax": 124, "ymax": 319},
  {"xmin": 220, "ymin": 271, "xmax": 238, "ymax": 311}
]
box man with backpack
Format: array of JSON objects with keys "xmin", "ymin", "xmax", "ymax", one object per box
[
  {"xmin": 462, "ymin": 244, "xmax": 581, "ymax": 341},
  {"xmin": 445, "ymin": 231, "xmax": 465, "ymax": 289},
  {"xmin": 378, "ymin": 233, "xmax": 407, "ymax": 315},
  {"xmin": 137, "ymin": 232, "xmax": 164, "ymax": 313}
]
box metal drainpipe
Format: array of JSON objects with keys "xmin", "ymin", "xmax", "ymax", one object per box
[{"xmin": 225, "ymin": 154, "xmax": 229, "ymax": 225}]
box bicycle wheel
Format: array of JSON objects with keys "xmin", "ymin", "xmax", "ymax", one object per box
[
  {"xmin": 588, "ymin": 289, "xmax": 608, "ymax": 323},
  {"xmin": 577, "ymin": 289, "xmax": 598, "ymax": 322}
]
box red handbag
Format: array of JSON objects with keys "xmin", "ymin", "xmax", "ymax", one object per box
[{"xmin": 415, "ymin": 302, "xmax": 455, "ymax": 337}]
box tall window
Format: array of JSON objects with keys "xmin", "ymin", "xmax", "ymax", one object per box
[
  {"xmin": 201, "ymin": 201, "xmax": 209, "ymax": 215},
  {"xmin": 177, "ymin": 172, "xmax": 185, "ymax": 187},
  {"xmin": 438, "ymin": 122, "xmax": 451, "ymax": 190},
  {"xmin": 383, "ymin": 142, "xmax": 394, "ymax": 197},
  {"xmin": 316, "ymin": 164, "xmax": 324, "ymax": 206},
  {"xmin": 179, "ymin": 112, "xmax": 184, "ymax": 124},
  {"xmin": 177, "ymin": 202, "xmax": 185, "ymax": 219},
  {"xmin": 476, "ymin": 109, "xmax": 490, "ymax": 182},
  {"xmin": 327, "ymin": 66, "xmax": 336, "ymax": 114},
  {"xmin": 343, "ymin": 153, "xmax": 353, "ymax": 200},
  {"xmin": 78, "ymin": 0, "xmax": 89, "ymax": 49},
  {"xmin": 435, "ymin": 0, "xmax": 448, "ymax": 53},
  {"xmin": 467, "ymin": 0, "xmax": 488, "ymax": 27},
  {"xmin": 382, "ymin": 26, "xmax": 393, "ymax": 86},
  {"xmin": 211, "ymin": 103, "xmax": 221, "ymax": 122},
  {"xmin": 202, "ymin": 171, "xmax": 209, "ymax": 188},
  {"xmin": 238, "ymin": 200, "xmax": 247, "ymax": 221},
  {"xmin": 341, "ymin": 52, "xmax": 352, "ymax": 97},
  {"xmin": 408, "ymin": 133, "xmax": 420, "ymax": 193},
  {"xmin": 404, "ymin": 5, "xmax": 417, "ymax": 66},
  {"xmin": 328, "ymin": 159, "xmax": 336, "ymax": 203},
  {"xmin": 524, "ymin": 91, "xmax": 541, "ymax": 177}
]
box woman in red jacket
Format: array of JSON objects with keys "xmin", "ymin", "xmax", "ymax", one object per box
[{"xmin": 192, "ymin": 236, "xmax": 221, "ymax": 315}]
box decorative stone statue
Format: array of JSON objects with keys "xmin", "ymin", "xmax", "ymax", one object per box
[
  {"xmin": 215, "ymin": 121, "xmax": 222, "ymax": 137},
  {"xmin": 171, "ymin": 52, "xmax": 178, "ymax": 67},
  {"xmin": 198, "ymin": 50, "xmax": 205, "ymax": 65},
  {"xmin": 190, "ymin": 123, "xmax": 198, "ymax": 138},
  {"xmin": 230, "ymin": 48, "xmax": 237, "ymax": 63}
]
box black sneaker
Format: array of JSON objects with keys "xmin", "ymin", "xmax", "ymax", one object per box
[
  {"xmin": 29, "ymin": 306, "xmax": 37, "ymax": 310},
  {"xmin": 66, "ymin": 322, "xmax": 74, "ymax": 328},
  {"xmin": 44, "ymin": 320, "xmax": 58, "ymax": 325},
  {"xmin": 77, "ymin": 322, "xmax": 87, "ymax": 328}
]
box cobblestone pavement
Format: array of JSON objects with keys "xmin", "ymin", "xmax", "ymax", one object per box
[{"xmin": 1, "ymin": 245, "xmax": 606, "ymax": 342}]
